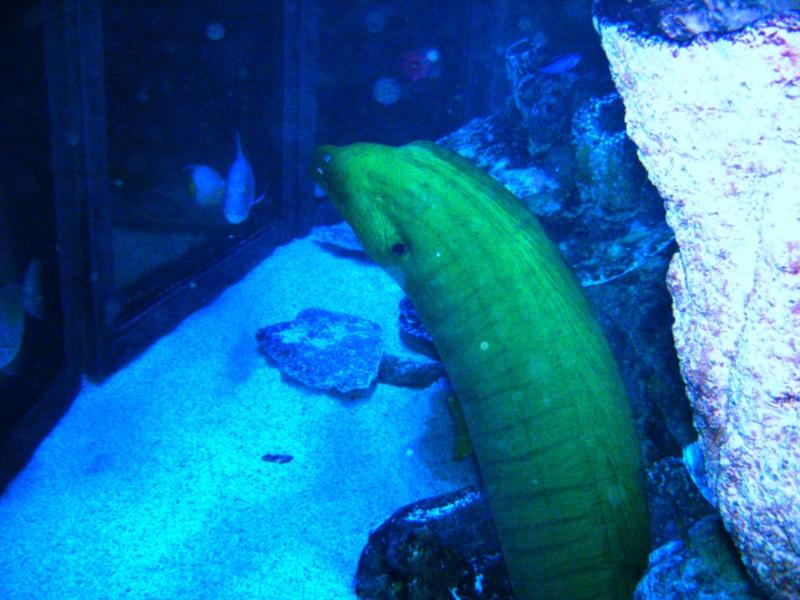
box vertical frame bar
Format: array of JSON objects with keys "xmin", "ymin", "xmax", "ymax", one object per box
[
  {"xmin": 283, "ymin": 0, "xmax": 318, "ymax": 236},
  {"xmin": 44, "ymin": 0, "xmax": 113, "ymax": 377}
]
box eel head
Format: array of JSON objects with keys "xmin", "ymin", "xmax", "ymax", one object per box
[{"xmin": 312, "ymin": 143, "xmax": 420, "ymax": 288}]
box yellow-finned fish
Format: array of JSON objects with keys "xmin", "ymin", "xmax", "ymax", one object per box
[{"xmin": 184, "ymin": 164, "xmax": 225, "ymax": 206}]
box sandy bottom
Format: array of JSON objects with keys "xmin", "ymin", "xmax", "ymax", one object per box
[{"xmin": 0, "ymin": 234, "xmax": 478, "ymax": 599}]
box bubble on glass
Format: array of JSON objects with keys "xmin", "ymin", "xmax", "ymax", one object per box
[
  {"xmin": 373, "ymin": 77, "xmax": 402, "ymax": 105},
  {"xmin": 206, "ymin": 22, "xmax": 226, "ymax": 42}
]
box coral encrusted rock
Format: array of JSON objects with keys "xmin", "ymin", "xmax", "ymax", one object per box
[
  {"xmin": 354, "ymin": 487, "xmax": 513, "ymax": 600},
  {"xmin": 635, "ymin": 515, "xmax": 767, "ymax": 599},
  {"xmin": 594, "ymin": 2, "xmax": 800, "ymax": 597}
]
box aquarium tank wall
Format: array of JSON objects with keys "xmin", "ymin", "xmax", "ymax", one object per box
[
  {"xmin": 0, "ymin": 1, "xmax": 81, "ymax": 496},
  {"xmin": 0, "ymin": 1, "xmax": 798, "ymax": 599}
]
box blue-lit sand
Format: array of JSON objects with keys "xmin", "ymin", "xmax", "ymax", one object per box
[{"xmin": 0, "ymin": 235, "xmax": 478, "ymax": 599}]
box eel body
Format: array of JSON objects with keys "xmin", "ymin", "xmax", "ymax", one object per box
[{"xmin": 312, "ymin": 141, "xmax": 649, "ymax": 599}]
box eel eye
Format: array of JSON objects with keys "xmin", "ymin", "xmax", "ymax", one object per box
[{"xmin": 391, "ymin": 242, "xmax": 407, "ymax": 256}]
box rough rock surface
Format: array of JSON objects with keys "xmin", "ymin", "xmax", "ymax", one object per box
[
  {"xmin": 354, "ymin": 487, "xmax": 513, "ymax": 600},
  {"xmin": 645, "ymin": 456, "xmax": 716, "ymax": 549},
  {"xmin": 355, "ymin": 478, "xmax": 738, "ymax": 600},
  {"xmin": 256, "ymin": 308, "xmax": 384, "ymax": 395},
  {"xmin": 397, "ymin": 296, "xmax": 438, "ymax": 359},
  {"xmin": 595, "ymin": 3, "xmax": 800, "ymax": 597},
  {"xmin": 504, "ymin": 36, "xmax": 590, "ymax": 155},
  {"xmin": 635, "ymin": 516, "xmax": 767, "ymax": 599}
]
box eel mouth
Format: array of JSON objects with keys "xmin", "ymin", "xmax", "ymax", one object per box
[
  {"xmin": 311, "ymin": 146, "xmax": 344, "ymax": 216},
  {"xmin": 311, "ymin": 145, "xmax": 359, "ymax": 223},
  {"xmin": 311, "ymin": 145, "xmax": 339, "ymax": 190}
]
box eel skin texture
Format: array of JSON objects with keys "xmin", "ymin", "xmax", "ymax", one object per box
[{"xmin": 312, "ymin": 141, "xmax": 649, "ymax": 599}]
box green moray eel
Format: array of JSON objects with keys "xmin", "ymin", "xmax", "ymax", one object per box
[{"xmin": 312, "ymin": 141, "xmax": 649, "ymax": 599}]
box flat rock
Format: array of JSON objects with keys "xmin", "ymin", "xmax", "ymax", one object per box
[
  {"xmin": 256, "ymin": 308, "xmax": 384, "ymax": 395},
  {"xmin": 310, "ymin": 222, "xmax": 366, "ymax": 256}
]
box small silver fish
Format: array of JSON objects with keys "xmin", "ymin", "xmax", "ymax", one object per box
[
  {"xmin": 538, "ymin": 53, "xmax": 581, "ymax": 75},
  {"xmin": 682, "ymin": 440, "xmax": 716, "ymax": 507},
  {"xmin": 224, "ymin": 133, "xmax": 264, "ymax": 224}
]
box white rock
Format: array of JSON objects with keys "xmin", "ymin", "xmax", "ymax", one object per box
[{"xmin": 595, "ymin": 4, "xmax": 800, "ymax": 598}]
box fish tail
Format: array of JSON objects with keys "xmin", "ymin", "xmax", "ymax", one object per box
[
  {"xmin": 254, "ymin": 185, "xmax": 268, "ymax": 204},
  {"xmin": 235, "ymin": 132, "xmax": 243, "ymax": 156}
]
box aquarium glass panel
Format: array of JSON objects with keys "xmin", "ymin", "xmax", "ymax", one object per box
[
  {"xmin": 0, "ymin": 3, "xmax": 70, "ymax": 440},
  {"xmin": 315, "ymin": 2, "xmax": 605, "ymax": 148},
  {"xmin": 103, "ymin": 2, "xmax": 284, "ymax": 321},
  {"xmin": 316, "ymin": 2, "xmax": 473, "ymax": 147}
]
